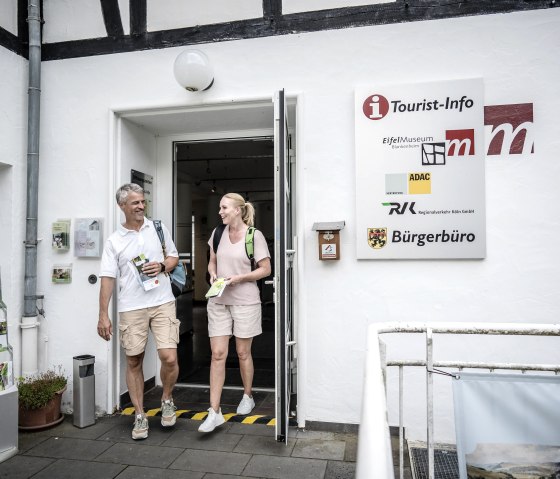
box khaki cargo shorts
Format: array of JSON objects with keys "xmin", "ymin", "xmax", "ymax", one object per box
[{"xmin": 118, "ymin": 301, "xmax": 179, "ymax": 356}]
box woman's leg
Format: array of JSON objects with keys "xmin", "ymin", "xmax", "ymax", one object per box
[
  {"xmin": 235, "ymin": 337, "xmax": 254, "ymax": 396},
  {"xmin": 209, "ymin": 335, "xmax": 230, "ymax": 411}
]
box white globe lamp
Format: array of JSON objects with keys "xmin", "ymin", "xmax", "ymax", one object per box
[{"xmin": 173, "ymin": 49, "xmax": 214, "ymax": 92}]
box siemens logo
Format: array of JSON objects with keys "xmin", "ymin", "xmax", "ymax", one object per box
[{"xmin": 392, "ymin": 229, "xmax": 476, "ymax": 247}]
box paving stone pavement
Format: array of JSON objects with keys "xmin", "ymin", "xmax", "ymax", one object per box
[{"xmin": 0, "ymin": 414, "xmax": 358, "ymax": 479}]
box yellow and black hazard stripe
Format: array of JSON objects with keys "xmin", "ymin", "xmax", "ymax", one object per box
[{"xmin": 121, "ymin": 407, "xmax": 296, "ymax": 426}]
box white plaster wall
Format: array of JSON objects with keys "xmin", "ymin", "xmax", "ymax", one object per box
[
  {"xmin": 0, "ymin": 1, "xmax": 17, "ymax": 35},
  {"xmin": 32, "ymin": 8, "xmax": 560, "ymax": 439},
  {"xmin": 283, "ymin": 0, "xmax": 394, "ymax": 14},
  {"xmin": 43, "ymin": 0, "xmax": 106, "ymax": 43},
  {"xmin": 148, "ymin": 0, "xmax": 263, "ymax": 31},
  {"xmin": 0, "ymin": 47, "xmax": 27, "ymax": 378}
]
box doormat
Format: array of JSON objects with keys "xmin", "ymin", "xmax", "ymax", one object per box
[{"xmin": 408, "ymin": 441, "xmax": 459, "ymax": 479}]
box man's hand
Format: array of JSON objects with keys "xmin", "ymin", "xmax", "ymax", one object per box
[
  {"xmin": 97, "ymin": 313, "xmax": 113, "ymax": 341},
  {"xmin": 143, "ymin": 261, "xmax": 163, "ymax": 277}
]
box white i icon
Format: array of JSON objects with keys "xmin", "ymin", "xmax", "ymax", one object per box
[{"xmin": 369, "ymin": 95, "xmax": 383, "ymax": 119}]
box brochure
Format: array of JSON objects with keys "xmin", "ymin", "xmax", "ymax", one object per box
[
  {"xmin": 131, "ymin": 254, "xmax": 160, "ymax": 291},
  {"xmin": 0, "ymin": 361, "xmax": 12, "ymax": 390},
  {"xmin": 52, "ymin": 219, "xmax": 71, "ymax": 250},
  {"xmin": 205, "ymin": 278, "xmax": 227, "ymax": 299}
]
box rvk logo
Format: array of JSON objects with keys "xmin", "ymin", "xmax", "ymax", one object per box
[
  {"xmin": 382, "ymin": 202, "xmax": 416, "ymax": 215},
  {"xmin": 363, "ymin": 94, "xmax": 390, "ymax": 120},
  {"xmin": 484, "ymin": 103, "xmax": 534, "ymax": 155}
]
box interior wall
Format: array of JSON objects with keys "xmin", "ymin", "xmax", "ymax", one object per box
[{"xmin": 29, "ymin": 8, "xmax": 560, "ymax": 440}]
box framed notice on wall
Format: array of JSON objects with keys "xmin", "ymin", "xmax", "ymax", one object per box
[
  {"xmin": 131, "ymin": 169, "xmax": 153, "ymax": 219},
  {"xmin": 355, "ymin": 78, "xmax": 486, "ymax": 259}
]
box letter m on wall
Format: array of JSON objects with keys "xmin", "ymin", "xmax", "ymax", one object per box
[
  {"xmin": 446, "ymin": 129, "xmax": 475, "ymax": 156},
  {"xmin": 484, "ymin": 103, "xmax": 534, "ymax": 155}
]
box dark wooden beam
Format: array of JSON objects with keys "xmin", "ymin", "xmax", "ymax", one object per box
[
  {"xmin": 17, "ymin": 0, "xmax": 28, "ymax": 44},
  {"xmin": 130, "ymin": 0, "xmax": 147, "ymax": 36},
  {"xmin": 263, "ymin": 0, "xmax": 282, "ymax": 21},
  {"xmin": 35, "ymin": 0, "xmax": 558, "ymax": 61},
  {"xmin": 100, "ymin": 0, "xmax": 124, "ymax": 37},
  {"xmin": 0, "ymin": 25, "xmax": 26, "ymax": 57}
]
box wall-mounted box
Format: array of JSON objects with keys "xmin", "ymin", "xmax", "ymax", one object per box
[{"xmin": 312, "ymin": 221, "xmax": 345, "ymax": 261}]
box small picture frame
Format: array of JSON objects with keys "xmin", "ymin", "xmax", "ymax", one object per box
[
  {"xmin": 52, "ymin": 264, "xmax": 72, "ymax": 284},
  {"xmin": 74, "ymin": 218, "xmax": 103, "ymax": 257}
]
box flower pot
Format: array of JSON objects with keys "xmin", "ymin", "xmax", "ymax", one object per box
[{"xmin": 18, "ymin": 386, "xmax": 66, "ymax": 431}]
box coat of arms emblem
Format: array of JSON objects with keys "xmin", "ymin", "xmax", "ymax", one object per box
[{"xmin": 367, "ymin": 228, "xmax": 387, "ymax": 249}]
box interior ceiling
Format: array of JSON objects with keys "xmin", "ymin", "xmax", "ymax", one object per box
[
  {"xmin": 122, "ymin": 100, "xmax": 295, "ymax": 203},
  {"xmin": 177, "ymin": 138, "xmax": 274, "ymax": 202},
  {"xmin": 123, "ymin": 102, "xmax": 275, "ymax": 136}
]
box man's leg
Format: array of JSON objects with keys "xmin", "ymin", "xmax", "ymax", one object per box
[
  {"xmin": 158, "ymin": 348, "xmax": 178, "ymax": 401},
  {"xmin": 126, "ymin": 352, "xmax": 146, "ymax": 415}
]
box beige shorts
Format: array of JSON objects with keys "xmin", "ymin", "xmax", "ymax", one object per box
[
  {"xmin": 118, "ymin": 301, "xmax": 179, "ymax": 356},
  {"xmin": 207, "ymin": 302, "xmax": 262, "ymax": 338}
]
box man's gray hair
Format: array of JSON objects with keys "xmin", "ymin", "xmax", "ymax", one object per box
[{"xmin": 115, "ymin": 183, "xmax": 144, "ymax": 206}]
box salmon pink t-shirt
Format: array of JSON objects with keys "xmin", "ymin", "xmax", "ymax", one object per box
[{"xmin": 207, "ymin": 225, "xmax": 270, "ymax": 305}]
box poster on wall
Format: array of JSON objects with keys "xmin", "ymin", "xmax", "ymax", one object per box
[
  {"xmin": 74, "ymin": 218, "xmax": 103, "ymax": 257},
  {"xmin": 355, "ymin": 79, "xmax": 486, "ymax": 259},
  {"xmin": 131, "ymin": 169, "xmax": 153, "ymax": 219},
  {"xmin": 453, "ymin": 372, "xmax": 560, "ymax": 479}
]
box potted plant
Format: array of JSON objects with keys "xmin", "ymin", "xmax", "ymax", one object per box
[{"xmin": 17, "ymin": 366, "xmax": 67, "ymax": 430}]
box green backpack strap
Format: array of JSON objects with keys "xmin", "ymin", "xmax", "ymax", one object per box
[{"xmin": 245, "ymin": 227, "xmax": 256, "ymax": 270}]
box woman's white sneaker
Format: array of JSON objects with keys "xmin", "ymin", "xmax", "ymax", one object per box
[
  {"xmin": 198, "ymin": 407, "xmax": 225, "ymax": 433},
  {"xmin": 236, "ymin": 394, "xmax": 255, "ymax": 415}
]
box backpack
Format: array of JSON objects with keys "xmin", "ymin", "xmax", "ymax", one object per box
[{"xmin": 212, "ymin": 224, "xmax": 256, "ymax": 270}]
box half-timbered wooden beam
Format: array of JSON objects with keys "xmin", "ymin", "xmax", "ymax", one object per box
[{"xmin": 100, "ymin": 0, "xmax": 124, "ymax": 37}]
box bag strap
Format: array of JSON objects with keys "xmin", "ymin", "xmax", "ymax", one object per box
[
  {"xmin": 152, "ymin": 220, "xmax": 167, "ymax": 259},
  {"xmin": 212, "ymin": 224, "xmax": 227, "ymax": 254},
  {"xmin": 212, "ymin": 224, "xmax": 256, "ymax": 270},
  {"xmin": 245, "ymin": 226, "xmax": 256, "ymax": 270}
]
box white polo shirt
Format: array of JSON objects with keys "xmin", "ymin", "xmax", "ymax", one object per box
[{"xmin": 100, "ymin": 217, "xmax": 178, "ymax": 312}]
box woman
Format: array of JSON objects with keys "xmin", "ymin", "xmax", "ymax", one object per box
[{"xmin": 199, "ymin": 193, "xmax": 272, "ymax": 433}]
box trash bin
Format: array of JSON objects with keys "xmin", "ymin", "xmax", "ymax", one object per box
[{"xmin": 73, "ymin": 355, "xmax": 95, "ymax": 428}]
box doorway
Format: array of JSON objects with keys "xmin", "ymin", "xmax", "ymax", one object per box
[{"xmin": 174, "ymin": 137, "xmax": 275, "ymax": 389}]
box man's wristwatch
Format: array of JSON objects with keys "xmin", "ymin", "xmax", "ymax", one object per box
[{"xmin": 159, "ymin": 262, "xmax": 166, "ymax": 273}]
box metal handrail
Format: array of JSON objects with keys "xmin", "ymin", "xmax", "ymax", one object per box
[{"xmin": 371, "ymin": 322, "xmax": 560, "ymax": 479}]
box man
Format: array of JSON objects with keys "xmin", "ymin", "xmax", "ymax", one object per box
[{"xmin": 97, "ymin": 183, "xmax": 180, "ymax": 440}]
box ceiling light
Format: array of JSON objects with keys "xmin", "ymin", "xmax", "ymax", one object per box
[{"xmin": 173, "ymin": 49, "xmax": 214, "ymax": 92}]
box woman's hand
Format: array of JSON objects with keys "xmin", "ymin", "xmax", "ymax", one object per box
[{"xmin": 225, "ymin": 275, "xmax": 240, "ymax": 286}]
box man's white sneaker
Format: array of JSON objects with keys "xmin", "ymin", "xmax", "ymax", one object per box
[
  {"xmin": 236, "ymin": 394, "xmax": 255, "ymax": 415},
  {"xmin": 132, "ymin": 413, "xmax": 149, "ymax": 440},
  {"xmin": 161, "ymin": 399, "xmax": 177, "ymax": 427},
  {"xmin": 198, "ymin": 407, "xmax": 225, "ymax": 433}
]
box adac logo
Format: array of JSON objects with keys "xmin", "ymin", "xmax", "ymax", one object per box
[
  {"xmin": 363, "ymin": 94, "xmax": 390, "ymax": 120},
  {"xmin": 368, "ymin": 228, "xmax": 388, "ymax": 249},
  {"xmin": 382, "ymin": 202, "xmax": 416, "ymax": 215}
]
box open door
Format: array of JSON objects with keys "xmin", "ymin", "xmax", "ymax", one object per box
[{"xmin": 274, "ymin": 90, "xmax": 296, "ymax": 443}]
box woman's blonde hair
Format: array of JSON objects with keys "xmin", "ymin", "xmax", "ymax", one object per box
[{"xmin": 223, "ymin": 192, "xmax": 255, "ymax": 226}]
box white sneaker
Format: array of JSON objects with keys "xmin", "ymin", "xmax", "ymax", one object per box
[
  {"xmin": 198, "ymin": 407, "xmax": 225, "ymax": 433},
  {"xmin": 236, "ymin": 394, "xmax": 255, "ymax": 415},
  {"xmin": 132, "ymin": 413, "xmax": 149, "ymax": 440},
  {"xmin": 161, "ymin": 399, "xmax": 177, "ymax": 427}
]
